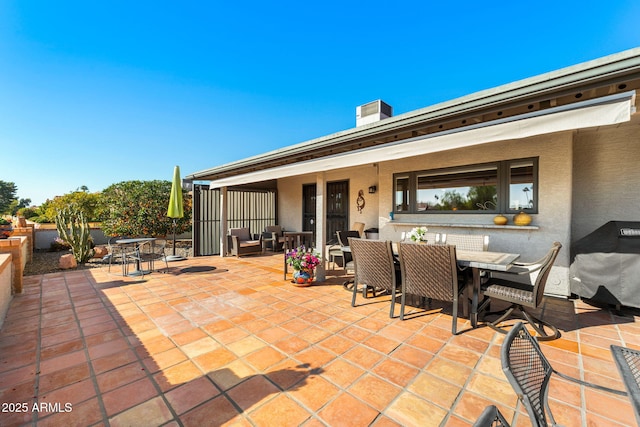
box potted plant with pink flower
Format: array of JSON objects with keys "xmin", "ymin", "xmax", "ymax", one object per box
[{"xmin": 286, "ymin": 245, "xmax": 321, "ymax": 286}]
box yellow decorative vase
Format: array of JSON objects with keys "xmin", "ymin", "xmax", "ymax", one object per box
[
  {"xmin": 493, "ymin": 214, "xmax": 508, "ymax": 226},
  {"xmin": 513, "ymin": 211, "xmax": 532, "ymax": 226}
]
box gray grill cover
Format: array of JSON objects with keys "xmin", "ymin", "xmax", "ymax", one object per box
[{"xmin": 570, "ymin": 221, "xmax": 640, "ymax": 308}]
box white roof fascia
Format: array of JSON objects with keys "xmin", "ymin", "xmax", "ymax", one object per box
[{"xmin": 207, "ymin": 91, "xmax": 634, "ymax": 189}]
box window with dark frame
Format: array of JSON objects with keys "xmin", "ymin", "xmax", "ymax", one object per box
[
  {"xmin": 395, "ymin": 175, "xmax": 410, "ymax": 212},
  {"xmin": 508, "ymin": 159, "xmax": 536, "ymax": 211},
  {"xmin": 393, "ymin": 158, "xmax": 538, "ymax": 214}
]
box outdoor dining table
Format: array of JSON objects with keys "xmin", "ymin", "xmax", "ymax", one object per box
[
  {"xmin": 283, "ymin": 231, "xmax": 314, "ymax": 248},
  {"xmin": 344, "ymin": 243, "xmax": 520, "ymax": 328},
  {"xmin": 455, "ymin": 249, "xmax": 520, "ymax": 327},
  {"xmin": 610, "ymin": 344, "xmax": 640, "ymax": 424},
  {"xmin": 115, "ymin": 237, "xmax": 156, "ymax": 277}
]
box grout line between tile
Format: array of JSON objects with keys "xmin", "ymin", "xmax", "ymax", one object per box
[
  {"xmin": 31, "ymin": 274, "xmax": 44, "ymax": 426},
  {"xmin": 68, "ymin": 271, "xmax": 110, "ymax": 425},
  {"xmin": 91, "ymin": 273, "xmax": 185, "ymax": 426}
]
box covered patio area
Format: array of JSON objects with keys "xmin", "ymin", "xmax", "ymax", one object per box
[{"xmin": 0, "ymin": 254, "xmax": 637, "ymax": 426}]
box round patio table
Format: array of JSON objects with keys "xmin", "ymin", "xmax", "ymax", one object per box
[{"xmin": 116, "ymin": 237, "xmax": 156, "ymax": 276}]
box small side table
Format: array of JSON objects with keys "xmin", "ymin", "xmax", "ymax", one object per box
[{"xmin": 261, "ymin": 236, "xmax": 274, "ymax": 253}]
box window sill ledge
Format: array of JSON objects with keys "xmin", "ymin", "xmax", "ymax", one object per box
[{"xmin": 388, "ymin": 221, "xmax": 539, "ymax": 231}]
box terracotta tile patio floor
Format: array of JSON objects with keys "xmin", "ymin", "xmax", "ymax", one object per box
[{"xmin": 1, "ymin": 253, "xmax": 638, "ymax": 426}]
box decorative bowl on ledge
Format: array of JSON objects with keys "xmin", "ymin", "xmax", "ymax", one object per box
[
  {"xmin": 493, "ymin": 214, "xmax": 508, "ymax": 225},
  {"xmin": 513, "ymin": 211, "xmax": 533, "ymax": 226}
]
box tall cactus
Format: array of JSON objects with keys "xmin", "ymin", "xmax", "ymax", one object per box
[{"xmin": 55, "ymin": 206, "xmax": 95, "ymax": 264}]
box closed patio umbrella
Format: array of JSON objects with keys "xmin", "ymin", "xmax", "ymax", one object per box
[{"xmin": 166, "ymin": 165, "xmax": 185, "ymax": 261}]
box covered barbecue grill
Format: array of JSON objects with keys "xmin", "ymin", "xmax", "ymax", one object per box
[{"xmin": 570, "ymin": 221, "xmax": 640, "ymax": 309}]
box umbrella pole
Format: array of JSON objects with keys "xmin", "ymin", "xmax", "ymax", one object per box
[
  {"xmin": 173, "ymin": 219, "xmax": 177, "ymax": 257},
  {"xmin": 166, "ymin": 219, "xmax": 186, "ymax": 261}
]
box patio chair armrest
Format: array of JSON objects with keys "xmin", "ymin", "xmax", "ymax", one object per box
[{"xmin": 507, "ymin": 262, "xmax": 544, "ymax": 275}]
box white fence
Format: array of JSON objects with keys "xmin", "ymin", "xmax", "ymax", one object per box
[{"xmin": 33, "ymin": 224, "xmax": 191, "ymax": 250}]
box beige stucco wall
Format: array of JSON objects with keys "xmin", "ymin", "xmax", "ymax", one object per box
[
  {"xmin": 377, "ymin": 133, "xmax": 573, "ymax": 250},
  {"xmin": 275, "ymin": 120, "xmax": 640, "ymax": 297},
  {"xmin": 277, "ymin": 164, "xmax": 380, "ymax": 240},
  {"xmin": 375, "ymin": 132, "xmax": 574, "ymax": 295},
  {"xmin": 0, "ymin": 254, "xmax": 12, "ymax": 329},
  {"xmin": 277, "ymin": 131, "xmax": 575, "ymax": 295},
  {"xmin": 572, "ymin": 116, "xmax": 640, "ymax": 242}
]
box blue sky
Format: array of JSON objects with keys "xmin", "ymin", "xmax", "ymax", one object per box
[{"xmin": 1, "ymin": 1, "xmax": 639, "ymax": 205}]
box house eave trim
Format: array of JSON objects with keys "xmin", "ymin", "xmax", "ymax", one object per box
[
  {"xmin": 206, "ymin": 91, "xmax": 634, "ymax": 189},
  {"xmin": 186, "ymin": 48, "xmax": 640, "ymax": 182}
]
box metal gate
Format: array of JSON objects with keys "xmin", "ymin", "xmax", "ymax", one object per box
[{"xmin": 193, "ymin": 186, "xmax": 277, "ymax": 256}]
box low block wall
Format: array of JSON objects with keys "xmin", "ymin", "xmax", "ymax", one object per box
[
  {"xmin": 0, "ymin": 236, "xmax": 28, "ymax": 293},
  {"xmin": 33, "ymin": 223, "xmax": 192, "ymax": 250},
  {"xmin": 10, "ymin": 226, "xmax": 34, "ymax": 262},
  {"xmin": 0, "ymin": 254, "xmax": 12, "ymax": 329},
  {"xmin": 34, "ymin": 223, "xmax": 110, "ymax": 250}
]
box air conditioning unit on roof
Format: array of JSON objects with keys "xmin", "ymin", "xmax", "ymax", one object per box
[{"xmin": 356, "ymin": 100, "xmax": 392, "ymax": 127}]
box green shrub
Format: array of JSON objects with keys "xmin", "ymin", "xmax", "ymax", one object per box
[
  {"xmin": 17, "ymin": 207, "xmax": 38, "ymax": 219},
  {"xmin": 98, "ymin": 180, "xmax": 191, "ymax": 237},
  {"xmin": 44, "ymin": 191, "xmax": 101, "ymax": 223},
  {"xmin": 31, "ymin": 216, "xmax": 52, "ymax": 224}
]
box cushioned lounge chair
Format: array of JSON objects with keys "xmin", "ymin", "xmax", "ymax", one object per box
[{"xmin": 228, "ymin": 228, "xmax": 262, "ymax": 257}]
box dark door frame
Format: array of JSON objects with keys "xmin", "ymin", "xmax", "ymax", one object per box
[
  {"xmin": 302, "ymin": 183, "xmax": 317, "ymax": 242},
  {"xmin": 326, "ymin": 180, "xmax": 349, "ymax": 244}
]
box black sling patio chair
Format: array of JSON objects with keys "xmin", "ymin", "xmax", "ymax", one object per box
[
  {"xmin": 103, "ymin": 236, "xmax": 133, "ymax": 276},
  {"xmin": 138, "ymin": 239, "xmax": 170, "ymax": 273},
  {"xmin": 480, "ymin": 242, "xmax": 562, "ymax": 340},
  {"xmin": 473, "ymin": 405, "xmax": 510, "ymax": 427},
  {"xmin": 502, "ymin": 322, "xmax": 626, "ymax": 427}
]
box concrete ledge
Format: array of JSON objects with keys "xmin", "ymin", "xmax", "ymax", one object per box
[
  {"xmin": 0, "ymin": 254, "xmax": 12, "ymax": 329},
  {"xmin": 388, "ymin": 221, "xmax": 539, "ymax": 230}
]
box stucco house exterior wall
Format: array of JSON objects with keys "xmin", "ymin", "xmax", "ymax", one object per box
[
  {"xmin": 572, "ymin": 115, "xmax": 640, "ymax": 243},
  {"xmin": 373, "ymin": 131, "xmax": 573, "ymax": 295},
  {"xmin": 187, "ymin": 48, "xmax": 640, "ymax": 297},
  {"xmin": 277, "ymin": 164, "xmax": 379, "ymax": 236}
]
